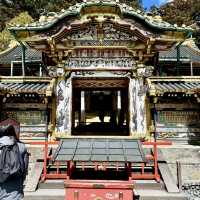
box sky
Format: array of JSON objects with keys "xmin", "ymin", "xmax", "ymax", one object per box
[{"xmin": 142, "ymin": 0, "xmax": 169, "ymax": 10}]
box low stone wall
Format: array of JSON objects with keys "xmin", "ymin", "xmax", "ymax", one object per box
[
  {"xmin": 160, "ymin": 147, "xmax": 200, "ymax": 182},
  {"xmin": 160, "ymin": 147, "xmax": 200, "ymax": 200}
]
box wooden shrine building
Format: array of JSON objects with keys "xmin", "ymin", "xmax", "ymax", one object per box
[{"xmin": 0, "ymin": 0, "xmax": 199, "ymax": 140}]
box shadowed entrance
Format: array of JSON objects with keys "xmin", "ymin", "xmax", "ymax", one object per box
[{"xmin": 72, "ymin": 78, "xmax": 129, "ymax": 136}]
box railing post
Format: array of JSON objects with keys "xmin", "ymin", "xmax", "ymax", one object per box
[
  {"xmin": 41, "ymin": 140, "xmax": 48, "ymax": 182},
  {"xmin": 153, "ymin": 142, "xmax": 160, "ymax": 182}
]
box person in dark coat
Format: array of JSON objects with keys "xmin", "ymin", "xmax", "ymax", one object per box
[{"xmin": 0, "ymin": 125, "xmax": 29, "ymax": 200}]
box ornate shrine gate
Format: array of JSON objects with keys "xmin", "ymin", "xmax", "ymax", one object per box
[
  {"xmin": 54, "ymin": 23, "xmax": 153, "ymax": 137},
  {"xmin": 9, "ymin": 1, "xmax": 192, "ymax": 138},
  {"xmin": 9, "ymin": 1, "xmax": 193, "ymax": 199}
]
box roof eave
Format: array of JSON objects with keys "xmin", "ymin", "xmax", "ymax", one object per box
[{"xmin": 8, "ymin": 1, "xmax": 194, "ymax": 34}]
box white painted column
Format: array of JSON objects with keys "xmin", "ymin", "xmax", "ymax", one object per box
[
  {"xmin": 129, "ymin": 78, "xmax": 136, "ymax": 135},
  {"xmin": 56, "ymin": 77, "xmax": 72, "ymax": 136},
  {"xmin": 11, "ymin": 61, "xmax": 14, "ymax": 76},
  {"xmin": 129, "ymin": 78, "xmax": 147, "ymax": 137},
  {"xmin": 117, "ymin": 90, "xmax": 121, "ymax": 110},
  {"xmin": 135, "ymin": 78, "xmax": 147, "ymax": 137},
  {"xmin": 39, "ymin": 65, "xmax": 42, "ymax": 77},
  {"xmin": 64, "ymin": 77, "xmax": 72, "ymax": 135},
  {"xmin": 117, "ymin": 90, "xmax": 121, "ymax": 125},
  {"xmin": 80, "ymin": 91, "xmax": 86, "ymax": 124}
]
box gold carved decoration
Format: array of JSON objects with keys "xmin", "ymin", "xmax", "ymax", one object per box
[{"xmin": 73, "ymin": 79, "xmax": 129, "ymax": 88}]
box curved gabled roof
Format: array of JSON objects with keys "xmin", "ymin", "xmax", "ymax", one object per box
[
  {"xmin": 148, "ymin": 77, "xmax": 200, "ymax": 96},
  {"xmin": 8, "ymin": 0, "xmax": 193, "ymax": 33},
  {"xmin": 0, "ymin": 45, "xmax": 42, "ymax": 64},
  {"xmin": 159, "ymin": 39, "xmax": 200, "ymax": 63}
]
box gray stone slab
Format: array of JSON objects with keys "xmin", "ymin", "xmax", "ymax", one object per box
[
  {"xmin": 24, "ymin": 162, "xmax": 43, "ymax": 192},
  {"xmin": 109, "ymin": 155, "xmax": 125, "ymax": 162},
  {"xmin": 125, "ymin": 148, "xmax": 141, "ymax": 155},
  {"xmin": 56, "ymin": 154, "xmax": 73, "ymax": 161},
  {"xmin": 135, "ymin": 188, "xmax": 187, "ymax": 200},
  {"xmin": 123, "ymin": 141, "xmax": 139, "ymax": 148},
  {"xmin": 61, "ymin": 140, "xmax": 77, "ymax": 148},
  {"xmin": 109, "ymin": 141, "xmax": 122, "ymax": 148},
  {"xmin": 158, "ymin": 163, "xmax": 180, "ymax": 193},
  {"xmin": 127, "ymin": 155, "xmax": 144, "ymax": 162},
  {"xmin": 59, "ymin": 148, "xmax": 75, "ymax": 155},
  {"xmin": 24, "ymin": 189, "xmax": 65, "ymax": 200},
  {"xmin": 38, "ymin": 180, "xmax": 64, "ymax": 189},
  {"xmin": 73, "ymin": 154, "xmax": 91, "ymax": 161},
  {"xmin": 92, "ymin": 148, "xmax": 107, "ymax": 155},
  {"xmin": 93, "ymin": 141, "xmax": 106, "ymax": 148},
  {"xmin": 108, "ymin": 148, "xmax": 124, "ymax": 155},
  {"xmin": 76, "ymin": 148, "xmax": 91, "ymax": 155},
  {"xmin": 91, "ymin": 154, "xmax": 108, "ymax": 161},
  {"xmin": 53, "ymin": 138, "xmax": 145, "ymax": 163},
  {"xmin": 77, "ymin": 140, "xmax": 92, "ymax": 148}
]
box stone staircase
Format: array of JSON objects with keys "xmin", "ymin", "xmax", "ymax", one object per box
[
  {"xmin": 23, "ymin": 145, "xmax": 65, "ymax": 200},
  {"xmin": 24, "ymin": 146, "xmax": 44, "ymax": 192}
]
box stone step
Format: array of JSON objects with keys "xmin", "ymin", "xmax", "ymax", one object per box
[
  {"xmin": 158, "ymin": 163, "xmax": 180, "ymax": 193},
  {"xmin": 24, "ymin": 189, "xmax": 65, "ymax": 200},
  {"xmin": 38, "ymin": 180, "xmax": 64, "ymax": 189},
  {"xmin": 24, "ymin": 188, "xmax": 187, "ymax": 200},
  {"xmin": 39, "ymin": 180, "xmax": 165, "ymax": 190},
  {"xmin": 135, "ymin": 189, "xmax": 188, "ymax": 200},
  {"xmin": 134, "ymin": 180, "xmax": 165, "ymax": 190},
  {"xmin": 23, "ymin": 146, "xmax": 45, "ymax": 192},
  {"xmin": 24, "ymin": 162, "xmax": 43, "ymax": 192}
]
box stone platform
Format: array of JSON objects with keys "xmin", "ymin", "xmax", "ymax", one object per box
[{"xmin": 23, "ymin": 142, "xmax": 200, "ymax": 200}]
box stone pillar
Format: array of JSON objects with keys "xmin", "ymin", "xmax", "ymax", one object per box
[{"xmin": 56, "ymin": 76, "xmax": 72, "ymax": 136}]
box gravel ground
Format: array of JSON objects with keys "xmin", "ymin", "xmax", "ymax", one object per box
[{"xmin": 182, "ymin": 183, "xmax": 200, "ymax": 200}]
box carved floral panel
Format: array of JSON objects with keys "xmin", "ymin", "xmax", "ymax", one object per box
[{"xmin": 65, "ymin": 49, "xmax": 136, "ymax": 69}]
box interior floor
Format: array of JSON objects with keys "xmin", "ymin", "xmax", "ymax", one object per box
[{"xmin": 73, "ymin": 123, "xmax": 129, "ymax": 136}]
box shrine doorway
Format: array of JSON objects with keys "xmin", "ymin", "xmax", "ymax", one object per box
[{"xmin": 72, "ymin": 78, "xmax": 129, "ymax": 136}]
